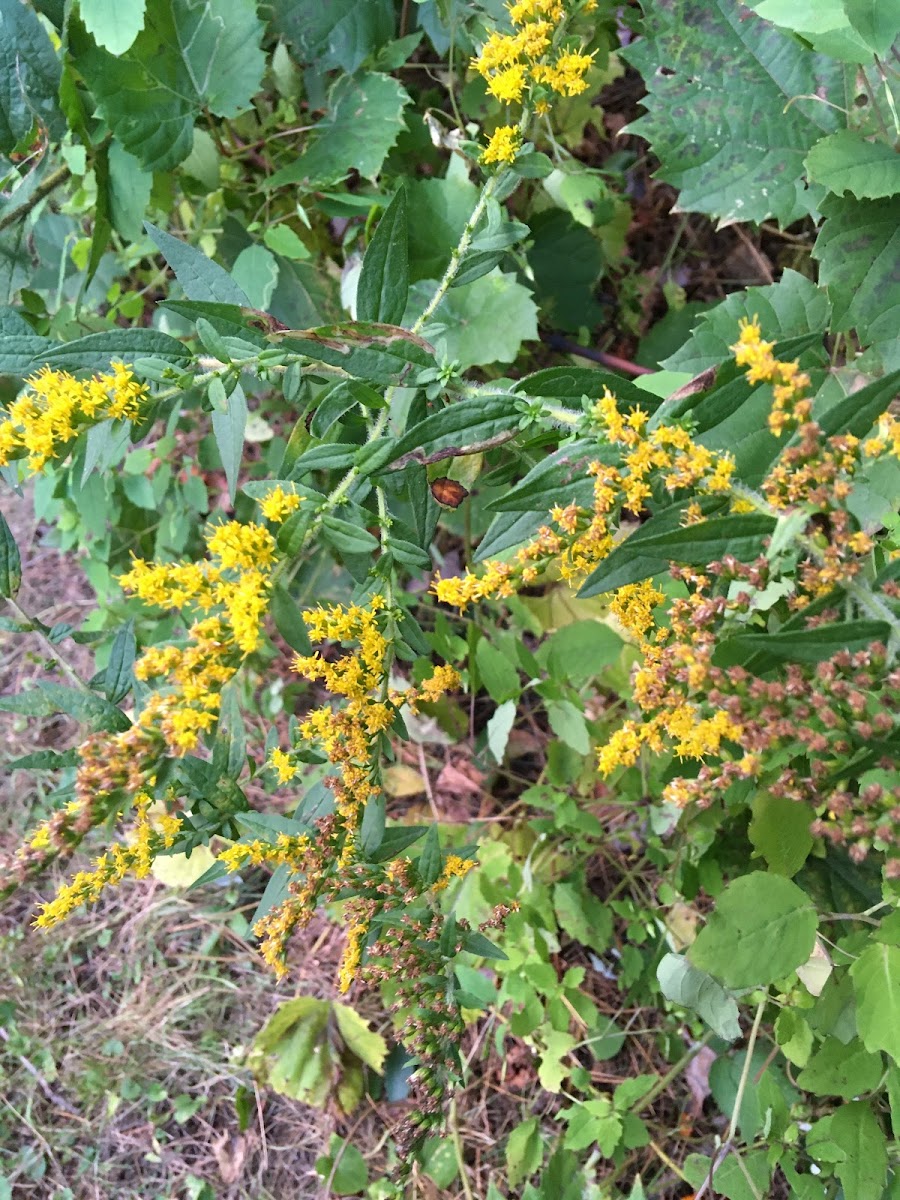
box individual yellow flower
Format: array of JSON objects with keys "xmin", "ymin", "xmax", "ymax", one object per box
[
  {"xmin": 260, "ymin": 485, "xmax": 302, "ymax": 523},
  {"xmin": 270, "ymin": 748, "xmax": 297, "ymax": 784}
]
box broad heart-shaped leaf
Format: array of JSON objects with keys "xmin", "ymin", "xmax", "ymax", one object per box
[
  {"xmin": 268, "ymin": 0, "xmax": 395, "ymax": 73},
  {"xmin": 275, "ymin": 323, "xmax": 435, "ymax": 386},
  {"xmin": 406, "ymin": 270, "xmax": 539, "ymax": 370},
  {"xmin": 830, "ymin": 1102, "xmax": 888, "ymax": 1200},
  {"xmin": 795, "ymin": 1036, "xmax": 883, "ymax": 1099},
  {"xmin": 0, "ymin": 510, "xmax": 21, "ymax": 599},
  {"xmin": 0, "ymin": 0, "xmax": 64, "ymax": 154},
  {"xmin": 805, "ymin": 130, "xmax": 900, "ymax": 200},
  {"xmin": 656, "ymin": 953, "xmax": 742, "ymax": 1041},
  {"xmin": 851, "ymin": 942, "xmax": 900, "ymax": 1065},
  {"xmin": 622, "ymin": 0, "xmax": 843, "ymax": 225},
  {"xmin": 749, "ymin": 792, "xmax": 813, "ymax": 878},
  {"xmin": 814, "ymin": 194, "xmax": 900, "ymax": 351},
  {"xmin": 356, "ymin": 186, "xmax": 408, "ymax": 326},
  {"xmin": 267, "ymin": 73, "xmax": 410, "ymax": 189},
  {"xmin": 663, "ymin": 270, "xmax": 831, "ymax": 375},
  {"xmin": 690, "ymin": 873, "xmax": 817, "ymax": 988},
  {"xmin": 80, "ymin": 0, "xmax": 147, "ymax": 55},
  {"xmin": 145, "ymin": 223, "xmax": 250, "ymax": 305},
  {"xmin": 383, "ymin": 395, "xmax": 523, "ymax": 468},
  {"xmin": 73, "ymin": 0, "xmax": 266, "ymax": 171}
]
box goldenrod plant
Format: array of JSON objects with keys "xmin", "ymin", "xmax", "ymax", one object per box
[{"xmin": 1, "ymin": 0, "xmax": 899, "ymax": 1193}]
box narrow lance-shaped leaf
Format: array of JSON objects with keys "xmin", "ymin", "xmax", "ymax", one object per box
[
  {"xmin": 356, "ymin": 186, "xmax": 409, "ymax": 325},
  {"xmin": 212, "ymin": 383, "xmax": 248, "ymax": 505},
  {"xmin": 0, "ymin": 511, "xmax": 22, "ymax": 599}
]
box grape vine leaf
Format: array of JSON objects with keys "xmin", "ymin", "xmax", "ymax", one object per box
[
  {"xmin": 80, "ymin": 0, "xmax": 147, "ymax": 56},
  {"xmin": 622, "ymin": 0, "xmax": 844, "ymax": 225},
  {"xmin": 73, "ymin": 0, "xmax": 266, "ymax": 171},
  {"xmin": 267, "ymin": 73, "xmax": 410, "ymax": 190},
  {"xmin": 813, "ymin": 194, "xmax": 900, "ymax": 360},
  {"xmin": 0, "ymin": 0, "xmax": 65, "ymax": 153},
  {"xmin": 268, "ymin": 0, "xmax": 395, "ymax": 74},
  {"xmin": 805, "ymin": 130, "xmax": 900, "ymax": 200}
]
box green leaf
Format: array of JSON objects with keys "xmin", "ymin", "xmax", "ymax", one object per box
[
  {"xmin": 262, "ymin": 224, "xmax": 310, "ymax": 261},
  {"xmin": 0, "ymin": 511, "xmax": 21, "ymax": 599},
  {"xmin": 475, "ymin": 639, "xmax": 520, "ymax": 705},
  {"xmin": 270, "ymin": 583, "xmax": 312, "ymax": 654},
  {"xmin": 41, "ymin": 328, "xmax": 191, "ymax": 373},
  {"xmin": 74, "ymin": 0, "xmax": 266, "ymax": 171},
  {"xmin": 0, "ymin": 0, "xmax": 64, "ymax": 154},
  {"xmin": 80, "ymin": 0, "xmax": 146, "ymax": 55},
  {"xmin": 309, "ymin": 380, "xmax": 384, "ymax": 440},
  {"xmin": 357, "ymin": 186, "xmax": 408, "ymax": 326},
  {"xmin": 231, "ymin": 246, "xmax": 279, "ymax": 311},
  {"xmin": 462, "ymin": 931, "xmax": 507, "ymax": 961},
  {"xmin": 211, "ymin": 382, "xmax": 248, "ymax": 505},
  {"xmin": 578, "ymin": 510, "xmax": 770, "ymax": 598},
  {"xmin": 816, "ymin": 368, "xmax": 900, "ymax": 441},
  {"xmin": 417, "ymin": 824, "xmax": 441, "ymax": 887},
  {"xmin": 268, "ymin": 73, "xmax": 410, "ymax": 189},
  {"xmin": 547, "ymin": 700, "xmax": 590, "ymax": 756},
  {"xmin": 0, "ymin": 682, "xmax": 130, "ymax": 732},
  {"xmin": 843, "ymin": 0, "xmax": 900, "ymax": 55},
  {"xmin": 486, "ymin": 698, "xmax": 516, "ymax": 763},
  {"xmin": 275, "ymin": 322, "xmax": 434, "ymax": 385},
  {"xmin": 145, "ymin": 222, "xmax": 249, "ymax": 305},
  {"xmin": 321, "ymin": 516, "xmax": 379, "ymax": 556},
  {"xmin": 553, "ymin": 881, "xmax": 613, "ymax": 954},
  {"xmin": 806, "ymin": 129, "xmax": 900, "ymax": 200},
  {"xmin": 830, "ymin": 1102, "xmax": 888, "ymax": 1200},
  {"xmin": 723, "ymin": 619, "xmax": 891, "ymax": 670},
  {"xmin": 775, "ymin": 1009, "xmax": 814, "ymax": 1067},
  {"xmin": 689, "ymin": 872, "xmax": 818, "ymax": 988},
  {"xmin": 406, "ymin": 156, "xmax": 479, "ymax": 282},
  {"xmin": 488, "ymin": 440, "xmax": 612, "ymax": 514},
  {"xmin": 385, "ymin": 395, "xmax": 522, "ymax": 468},
  {"xmin": 796, "ymin": 1036, "xmax": 883, "ymax": 1098},
  {"xmin": 814, "ymin": 194, "xmax": 900, "ymax": 350},
  {"xmin": 506, "ymin": 1117, "xmax": 542, "ymax": 1190},
  {"xmin": 656, "ymin": 953, "xmax": 742, "ymax": 1041},
  {"xmin": 622, "ymin": 0, "xmax": 842, "ymax": 224},
  {"xmin": 851, "ymin": 942, "xmax": 900, "ymax": 1065},
  {"xmin": 103, "ymin": 620, "xmax": 136, "ymax": 705},
  {"xmin": 5, "ymin": 748, "xmax": 79, "ymax": 770},
  {"xmin": 270, "ymin": 0, "xmax": 394, "ymax": 73},
  {"xmin": 749, "ymin": 792, "xmax": 814, "ymax": 876},
  {"xmin": 683, "ymin": 1151, "xmax": 772, "ymax": 1200},
  {"xmin": 663, "ymin": 269, "xmax": 830, "ymax": 375},
  {"xmin": 542, "ymin": 620, "xmax": 624, "ymax": 685},
  {"xmin": 107, "ymin": 140, "xmax": 153, "ymax": 242},
  {"xmin": 562, "ymin": 1097, "xmax": 623, "ymax": 1155},
  {"xmin": 750, "ymin": 0, "xmax": 874, "ymax": 60},
  {"xmin": 407, "ymin": 270, "xmax": 539, "ymax": 370},
  {"xmin": 333, "ymin": 1002, "xmax": 388, "ymax": 1073},
  {"xmin": 364, "ymin": 824, "xmax": 427, "ymax": 863},
  {"xmin": 527, "ymin": 209, "xmax": 605, "ymax": 332}
]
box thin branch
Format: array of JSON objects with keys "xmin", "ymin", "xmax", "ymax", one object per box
[{"xmin": 0, "ymin": 162, "xmax": 72, "ymax": 233}]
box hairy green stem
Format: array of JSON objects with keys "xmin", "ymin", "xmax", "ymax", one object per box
[{"xmin": 5, "ymin": 597, "xmax": 92, "ymax": 694}]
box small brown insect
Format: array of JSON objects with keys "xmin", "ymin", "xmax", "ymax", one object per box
[{"xmin": 430, "ymin": 477, "xmax": 469, "ymax": 508}]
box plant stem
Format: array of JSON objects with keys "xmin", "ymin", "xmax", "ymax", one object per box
[
  {"xmin": 630, "ymin": 1030, "xmax": 716, "ymax": 1116},
  {"xmin": 5, "ymin": 597, "xmax": 92, "ymax": 693},
  {"xmin": 0, "ymin": 163, "xmax": 72, "ymax": 233},
  {"xmin": 411, "ymin": 169, "xmax": 504, "ymax": 335}
]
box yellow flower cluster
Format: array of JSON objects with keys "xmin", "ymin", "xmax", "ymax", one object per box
[
  {"xmin": 609, "ymin": 581, "xmax": 665, "ymax": 641},
  {"xmin": 114, "ymin": 520, "xmax": 277, "ymax": 758},
  {"xmin": 472, "ymin": 0, "xmax": 595, "ymax": 163},
  {"xmin": 34, "ymin": 794, "xmax": 181, "ymax": 928},
  {"xmin": 0, "ymin": 362, "xmax": 147, "ymax": 472},
  {"xmin": 731, "ymin": 319, "xmax": 812, "ymax": 437},
  {"xmin": 597, "ymin": 573, "xmax": 743, "ymax": 783},
  {"xmin": 217, "ymin": 833, "xmax": 311, "ymax": 874},
  {"xmin": 432, "ymin": 854, "xmax": 477, "ymax": 893},
  {"xmin": 244, "ymin": 599, "xmax": 461, "ymax": 986},
  {"xmin": 436, "ymin": 389, "xmax": 736, "ymax": 607}
]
